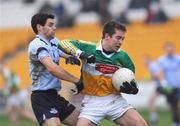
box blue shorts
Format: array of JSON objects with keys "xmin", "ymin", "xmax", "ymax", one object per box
[{"xmin": 31, "ymin": 89, "xmax": 75, "ymax": 126}]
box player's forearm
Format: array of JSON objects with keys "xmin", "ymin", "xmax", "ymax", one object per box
[
  {"xmin": 50, "ymin": 64, "xmax": 79, "ymax": 83},
  {"xmin": 59, "ymin": 39, "xmax": 96, "ymax": 58},
  {"xmin": 41, "ymin": 57, "xmax": 79, "ymax": 83},
  {"xmin": 59, "ymin": 39, "xmax": 80, "ymax": 56},
  {"xmin": 61, "ymin": 52, "xmax": 71, "ymax": 59}
]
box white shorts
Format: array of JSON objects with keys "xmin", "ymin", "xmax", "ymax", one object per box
[{"xmin": 79, "ymin": 94, "xmax": 133, "ymax": 125}]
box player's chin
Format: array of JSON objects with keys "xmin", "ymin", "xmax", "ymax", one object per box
[
  {"xmin": 114, "ymin": 46, "xmax": 120, "ymax": 51},
  {"xmin": 50, "ymin": 34, "xmax": 55, "ymax": 38}
]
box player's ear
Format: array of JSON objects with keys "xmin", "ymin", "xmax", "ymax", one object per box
[
  {"xmin": 104, "ymin": 33, "xmax": 110, "ymax": 39},
  {"xmin": 36, "ymin": 24, "xmax": 42, "ymax": 32}
]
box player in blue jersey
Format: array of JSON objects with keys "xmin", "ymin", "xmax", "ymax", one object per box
[
  {"xmin": 28, "ymin": 13, "xmax": 84, "ymax": 126},
  {"xmin": 157, "ymin": 42, "xmax": 180, "ymax": 126}
]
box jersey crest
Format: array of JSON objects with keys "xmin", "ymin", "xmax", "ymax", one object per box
[{"xmin": 95, "ymin": 64, "xmax": 119, "ymax": 74}]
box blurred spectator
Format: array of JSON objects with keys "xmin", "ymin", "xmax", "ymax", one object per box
[
  {"xmin": 97, "ymin": 0, "xmax": 112, "ymax": 25},
  {"xmin": 38, "ymin": 1, "xmax": 54, "ymax": 14},
  {"xmin": 116, "ymin": 10, "xmax": 130, "ymax": 25},
  {"xmin": 157, "ymin": 42, "xmax": 180, "ymax": 126},
  {"xmin": 128, "ymin": 0, "xmax": 151, "ymax": 9},
  {"xmin": 38, "ymin": 1, "xmax": 75, "ymax": 28},
  {"xmin": 23, "ymin": 0, "xmax": 35, "ymax": 4},
  {"xmin": 54, "ymin": 1, "xmax": 75, "ymax": 28},
  {"xmin": 80, "ymin": 0, "xmax": 112, "ymax": 25},
  {"xmin": 145, "ymin": 2, "xmax": 168, "ymax": 24},
  {"xmin": 144, "ymin": 54, "xmax": 164, "ymax": 124},
  {"xmin": 80, "ymin": 0, "xmax": 98, "ymax": 12},
  {"xmin": 0, "ymin": 63, "xmax": 36, "ymax": 126}
]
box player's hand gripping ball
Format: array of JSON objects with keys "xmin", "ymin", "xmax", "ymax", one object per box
[{"xmin": 112, "ymin": 68, "xmax": 138, "ymax": 94}]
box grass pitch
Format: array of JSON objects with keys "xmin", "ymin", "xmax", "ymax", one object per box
[{"xmin": 0, "ymin": 108, "xmax": 171, "ymax": 126}]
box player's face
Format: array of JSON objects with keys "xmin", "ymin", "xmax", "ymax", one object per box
[
  {"xmin": 39, "ymin": 18, "xmax": 56, "ymax": 40},
  {"xmin": 164, "ymin": 44, "xmax": 174, "ymax": 56},
  {"xmin": 108, "ymin": 29, "xmax": 125, "ymax": 52}
]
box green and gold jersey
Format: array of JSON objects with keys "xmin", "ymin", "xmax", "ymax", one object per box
[
  {"xmin": 59, "ymin": 39, "xmax": 135, "ymax": 96},
  {"xmin": 2, "ymin": 67, "xmax": 20, "ymax": 95}
]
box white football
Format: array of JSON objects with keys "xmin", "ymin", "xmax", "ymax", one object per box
[{"xmin": 112, "ymin": 68, "xmax": 135, "ymax": 91}]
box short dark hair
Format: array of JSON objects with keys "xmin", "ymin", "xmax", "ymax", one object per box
[
  {"xmin": 31, "ymin": 13, "xmax": 55, "ymax": 34},
  {"xmin": 102, "ymin": 20, "xmax": 126, "ymax": 39}
]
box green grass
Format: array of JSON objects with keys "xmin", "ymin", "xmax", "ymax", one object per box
[
  {"xmin": 0, "ymin": 109, "xmax": 171, "ymax": 126},
  {"xmin": 0, "ymin": 115, "xmax": 37, "ymax": 126},
  {"xmin": 138, "ymin": 108, "xmax": 171, "ymax": 126}
]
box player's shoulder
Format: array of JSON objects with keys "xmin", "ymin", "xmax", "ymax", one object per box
[
  {"xmin": 50, "ymin": 37, "xmax": 60, "ymax": 47},
  {"xmin": 119, "ymin": 49, "xmax": 126, "ymax": 53},
  {"xmin": 149, "ymin": 61, "xmax": 160, "ymax": 69},
  {"xmin": 158, "ymin": 55, "xmax": 166, "ymax": 61},
  {"xmin": 175, "ymin": 54, "xmax": 180, "ymax": 59},
  {"xmin": 174, "ymin": 54, "xmax": 180, "ymax": 63},
  {"xmin": 151, "ymin": 61, "xmax": 159, "ymax": 67},
  {"xmin": 157, "ymin": 55, "xmax": 168, "ymax": 64},
  {"xmin": 117, "ymin": 49, "xmax": 129, "ymax": 56},
  {"xmin": 29, "ymin": 37, "xmax": 48, "ymax": 51},
  {"xmin": 78, "ymin": 40, "xmax": 96, "ymax": 46},
  {"xmin": 51, "ymin": 37, "xmax": 60, "ymax": 44}
]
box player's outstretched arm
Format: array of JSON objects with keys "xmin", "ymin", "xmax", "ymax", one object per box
[
  {"xmin": 41, "ymin": 56, "xmax": 79, "ymax": 83},
  {"xmin": 59, "ymin": 39, "xmax": 96, "ymax": 63},
  {"xmin": 58, "ymin": 39, "xmax": 79, "ymax": 56}
]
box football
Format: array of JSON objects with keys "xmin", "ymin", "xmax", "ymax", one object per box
[{"xmin": 112, "ymin": 68, "xmax": 135, "ymax": 91}]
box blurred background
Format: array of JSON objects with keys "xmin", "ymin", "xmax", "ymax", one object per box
[{"xmin": 0, "ymin": 0, "xmax": 180, "ymax": 126}]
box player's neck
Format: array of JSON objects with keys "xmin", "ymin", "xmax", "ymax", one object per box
[
  {"xmin": 38, "ymin": 33, "xmax": 51, "ymax": 42},
  {"xmin": 102, "ymin": 48, "xmax": 114, "ymax": 55},
  {"xmin": 102, "ymin": 40, "xmax": 114, "ymax": 55}
]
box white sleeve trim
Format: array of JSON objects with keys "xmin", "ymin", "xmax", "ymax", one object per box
[{"xmin": 75, "ymin": 49, "xmax": 83, "ymax": 58}]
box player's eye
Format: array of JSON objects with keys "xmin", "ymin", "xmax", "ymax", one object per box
[
  {"xmin": 116, "ymin": 36, "xmax": 125, "ymax": 41},
  {"xmin": 48, "ymin": 22, "xmax": 55, "ymax": 27}
]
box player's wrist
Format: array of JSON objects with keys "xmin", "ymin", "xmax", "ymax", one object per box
[
  {"xmin": 72, "ymin": 80, "xmax": 84, "ymax": 95},
  {"xmin": 160, "ymin": 79, "xmax": 173, "ymax": 94},
  {"xmin": 160, "ymin": 79, "xmax": 168, "ymax": 87},
  {"xmin": 79, "ymin": 52, "xmax": 96, "ymax": 63},
  {"xmin": 65, "ymin": 56, "xmax": 80, "ymax": 66},
  {"xmin": 75, "ymin": 49, "xmax": 83, "ymax": 58}
]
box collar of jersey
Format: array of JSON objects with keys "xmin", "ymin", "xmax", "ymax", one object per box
[
  {"xmin": 36, "ymin": 35, "xmax": 52, "ymax": 45},
  {"xmin": 96, "ymin": 40, "xmax": 121, "ymax": 58}
]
